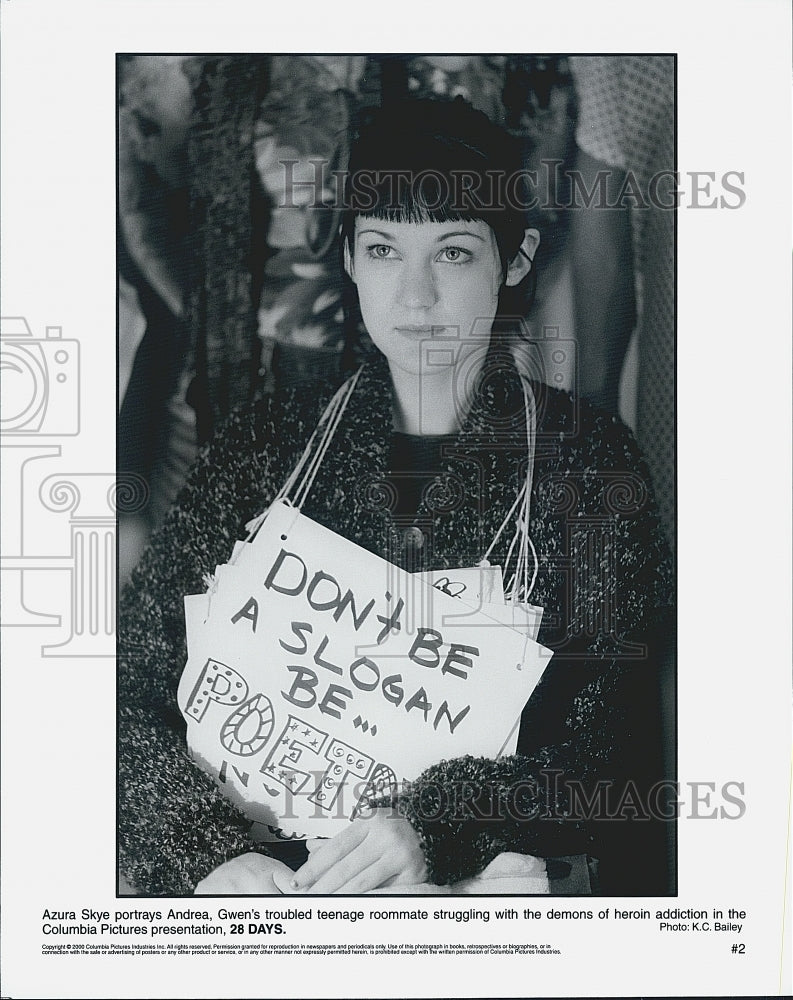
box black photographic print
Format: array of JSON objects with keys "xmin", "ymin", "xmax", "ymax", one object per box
[{"xmin": 117, "ymin": 53, "xmax": 676, "ymax": 900}]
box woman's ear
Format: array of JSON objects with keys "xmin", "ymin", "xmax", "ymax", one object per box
[
  {"xmin": 343, "ymin": 239, "xmax": 355, "ymax": 282},
  {"xmin": 505, "ymin": 228, "xmax": 540, "ymax": 287}
]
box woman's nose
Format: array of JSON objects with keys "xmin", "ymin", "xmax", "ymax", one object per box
[{"xmin": 396, "ymin": 260, "xmax": 438, "ymax": 310}]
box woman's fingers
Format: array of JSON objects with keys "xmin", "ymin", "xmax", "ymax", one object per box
[
  {"xmin": 301, "ymin": 846, "xmax": 388, "ymax": 895},
  {"xmin": 290, "ymin": 822, "xmax": 366, "ymax": 891},
  {"xmin": 290, "ymin": 811, "xmax": 426, "ymax": 894},
  {"xmin": 194, "ymin": 853, "xmax": 283, "ymax": 894},
  {"xmin": 315, "ymin": 857, "xmax": 396, "ymax": 895}
]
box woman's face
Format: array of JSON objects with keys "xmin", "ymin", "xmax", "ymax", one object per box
[{"xmin": 348, "ymin": 217, "xmax": 504, "ymax": 380}]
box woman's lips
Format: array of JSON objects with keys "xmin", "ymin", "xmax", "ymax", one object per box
[{"xmin": 394, "ymin": 325, "xmax": 447, "ymax": 336}]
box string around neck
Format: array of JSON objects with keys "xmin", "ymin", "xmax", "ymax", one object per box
[
  {"xmin": 241, "ymin": 364, "xmax": 539, "ymax": 603},
  {"xmin": 241, "ymin": 367, "xmax": 363, "ymax": 546},
  {"xmin": 480, "ymin": 375, "xmax": 539, "ymax": 604}
]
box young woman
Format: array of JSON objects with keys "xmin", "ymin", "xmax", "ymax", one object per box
[{"xmin": 118, "ymin": 98, "xmax": 673, "ymax": 896}]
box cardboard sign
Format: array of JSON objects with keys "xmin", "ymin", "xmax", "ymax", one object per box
[{"xmin": 178, "ymin": 501, "xmax": 552, "ymax": 837}]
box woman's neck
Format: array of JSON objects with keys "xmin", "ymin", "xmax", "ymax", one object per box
[{"xmin": 387, "ymin": 347, "xmax": 487, "ymax": 435}]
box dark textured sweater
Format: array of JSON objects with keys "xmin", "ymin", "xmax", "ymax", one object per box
[{"xmin": 118, "ymin": 351, "xmax": 673, "ymax": 895}]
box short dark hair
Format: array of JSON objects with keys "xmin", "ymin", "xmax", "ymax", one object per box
[{"xmin": 341, "ymin": 98, "xmax": 529, "ymax": 275}]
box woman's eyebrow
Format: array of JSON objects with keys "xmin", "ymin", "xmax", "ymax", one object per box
[
  {"xmin": 356, "ymin": 228, "xmax": 394, "ymax": 239},
  {"xmin": 434, "ymin": 230, "xmax": 485, "ymax": 242}
]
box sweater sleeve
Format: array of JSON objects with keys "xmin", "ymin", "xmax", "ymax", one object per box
[
  {"xmin": 118, "ymin": 397, "xmax": 294, "ymax": 895},
  {"xmin": 392, "ymin": 645, "xmax": 668, "ymax": 888},
  {"xmin": 390, "ymin": 406, "xmax": 674, "ymax": 890}
]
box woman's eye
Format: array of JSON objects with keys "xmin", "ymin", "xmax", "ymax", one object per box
[
  {"xmin": 437, "ymin": 247, "xmax": 470, "ymax": 264},
  {"xmin": 367, "ymin": 244, "xmax": 395, "ymax": 260}
]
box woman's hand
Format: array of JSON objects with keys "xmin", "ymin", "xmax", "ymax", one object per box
[
  {"xmin": 290, "ymin": 810, "xmax": 427, "ymax": 894},
  {"xmin": 194, "ymin": 853, "xmax": 289, "ymax": 894}
]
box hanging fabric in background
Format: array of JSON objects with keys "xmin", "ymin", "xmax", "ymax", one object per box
[{"xmin": 186, "ymin": 55, "xmax": 270, "ymax": 442}]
